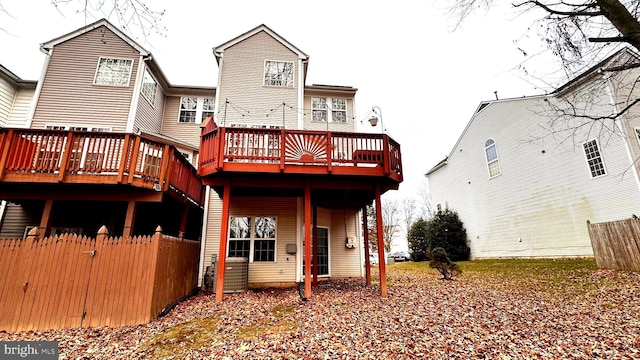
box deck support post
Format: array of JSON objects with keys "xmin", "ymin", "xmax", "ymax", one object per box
[
  {"xmin": 39, "ymin": 199, "xmax": 54, "ymax": 238},
  {"xmin": 123, "ymin": 200, "xmax": 136, "ymax": 237},
  {"xmin": 312, "ymin": 205, "xmax": 318, "ymax": 287},
  {"xmin": 362, "ymin": 204, "xmax": 371, "ymax": 286},
  {"xmin": 216, "ymin": 179, "xmax": 231, "ymax": 302},
  {"xmin": 374, "ymin": 184, "xmax": 387, "ymax": 297},
  {"xmin": 304, "ymin": 183, "xmax": 312, "ymax": 299},
  {"xmin": 180, "ymin": 205, "xmax": 189, "ymax": 237}
]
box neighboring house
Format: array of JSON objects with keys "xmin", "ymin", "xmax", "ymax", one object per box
[
  {"xmin": 0, "ymin": 19, "xmax": 206, "ymax": 240},
  {"xmin": 426, "ymin": 48, "xmax": 640, "ymax": 259},
  {"xmin": 0, "ymin": 21, "xmax": 403, "ymax": 299}
]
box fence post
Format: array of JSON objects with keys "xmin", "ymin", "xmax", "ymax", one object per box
[{"xmin": 146, "ymin": 226, "xmax": 163, "ymax": 320}]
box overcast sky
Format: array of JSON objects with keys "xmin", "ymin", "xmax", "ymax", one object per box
[{"xmin": 0, "ymin": 0, "xmax": 555, "ymax": 214}]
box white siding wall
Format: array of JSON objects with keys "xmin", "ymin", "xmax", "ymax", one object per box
[
  {"xmin": 329, "ymin": 209, "xmax": 363, "ymax": 278},
  {"xmin": 161, "ymin": 95, "xmax": 206, "ymax": 147},
  {"xmin": 0, "ymin": 76, "xmax": 17, "ymax": 127},
  {"xmin": 7, "ymin": 88, "xmax": 34, "ymax": 128},
  {"xmin": 428, "ymin": 94, "xmax": 640, "ymax": 259},
  {"xmin": 201, "ymin": 195, "xmax": 298, "ymax": 285},
  {"xmin": 216, "ymin": 31, "xmax": 299, "ymax": 129}
]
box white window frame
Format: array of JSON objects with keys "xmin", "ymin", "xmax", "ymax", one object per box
[
  {"xmin": 227, "ymin": 216, "xmax": 277, "ymax": 263},
  {"xmin": 178, "ymin": 97, "xmax": 215, "ymax": 124},
  {"xmin": 635, "ymin": 128, "xmax": 640, "ymax": 147},
  {"xmin": 484, "ymin": 139, "xmax": 501, "ymax": 178},
  {"xmin": 93, "ymin": 57, "xmax": 134, "ymax": 87},
  {"xmin": 311, "ymin": 97, "xmax": 348, "ymax": 123},
  {"xmin": 141, "ymin": 69, "xmax": 158, "ymax": 106},
  {"xmin": 312, "ymin": 97, "xmax": 328, "ymax": 122},
  {"xmin": 264, "ymin": 60, "xmax": 294, "ymax": 87},
  {"xmin": 583, "ymin": 138, "xmax": 607, "ymax": 178}
]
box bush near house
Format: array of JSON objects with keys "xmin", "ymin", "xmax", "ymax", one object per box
[{"xmin": 408, "ymin": 208, "xmax": 470, "ymax": 262}]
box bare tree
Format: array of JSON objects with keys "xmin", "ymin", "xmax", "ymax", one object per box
[
  {"xmin": 365, "ymin": 199, "xmax": 402, "ymax": 252},
  {"xmin": 450, "ymin": 0, "xmax": 640, "ymax": 150},
  {"xmin": 1, "ymin": 0, "xmax": 166, "ymax": 40},
  {"xmin": 416, "ymin": 179, "xmax": 434, "ymax": 219},
  {"xmin": 401, "ymin": 198, "xmax": 416, "ymax": 243}
]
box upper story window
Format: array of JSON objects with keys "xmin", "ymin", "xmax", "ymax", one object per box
[
  {"xmin": 141, "ymin": 69, "xmax": 157, "ymax": 105},
  {"xmin": 583, "ymin": 139, "xmax": 606, "ymax": 178},
  {"xmin": 332, "ymin": 98, "xmax": 347, "ymax": 123},
  {"xmin": 264, "ymin": 60, "xmax": 294, "ymax": 87},
  {"xmin": 484, "ymin": 139, "xmax": 501, "ymax": 178},
  {"xmin": 178, "ymin": 97, "xmax": 215, "ymax": 123},
  {"xmin": 311, "ymin": 97, "xmax": 348, "ymax": 123},
  {"xmin": 94, "ymin": 57, "xmax": 133, "ymax": 87},
  {"xmin": 312, "ymin": 98, "xmax": 328, "ymax": 122}
]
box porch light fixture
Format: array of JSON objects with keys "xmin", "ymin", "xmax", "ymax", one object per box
[{"xmin": 368, "ymin": 106, "xmax": 384, "ymax": 133}]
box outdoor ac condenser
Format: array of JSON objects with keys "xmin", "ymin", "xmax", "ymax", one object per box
[{"xmin": 205, "ymin": 256, "xmax": 249, "ymax": 293}]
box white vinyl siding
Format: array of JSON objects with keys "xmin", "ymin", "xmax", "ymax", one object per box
[
  {"xmin": 160, "ymin": 96, "xmax": 204, "ymax": 148},
  {"xmin": 0, "ymin": 76, "xmax": 17, "ymax": 126},
  {"xmin": 7, "ymin": 87, "xmax": 35, "ymax": 128}
]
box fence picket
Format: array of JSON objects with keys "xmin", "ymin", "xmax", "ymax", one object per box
[{"xmin": 588, "ymin": 217, "xmax": 640, "ymax": 271}]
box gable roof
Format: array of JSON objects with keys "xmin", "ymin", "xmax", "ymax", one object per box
[
  {"xmin": 0, "ymin": 64, "xmax": 37, "ymax": 87},
  {"xmin": 212, "ymin": 24, "xmax": 309, "ymax": 64},
  {"xmin": 40, "ymin": 18, "xmax": 150, "ymax": 56}
]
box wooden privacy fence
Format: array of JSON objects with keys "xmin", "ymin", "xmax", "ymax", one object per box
[
  {"xmin": 0, "ymin": 225, "xmax": 200, "ymax": 332},
  {"xmin": 587, "ymin": 216, "xmax": 640, "ymax": 271}
]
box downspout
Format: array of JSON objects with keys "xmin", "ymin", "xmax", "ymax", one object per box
[
  {"xmin": 604, "ymin": 75, "xmax": 640, "ymax": 191},
  {"xmin": 297, "ymin": 58, "xmax": 306, "ymax": 130},
  {"xmin": 197, "ymin": 185, "xmax": 211, "ymax": 287},
  {"xmin": 26, "ymin": 46, "xmax": 53, "ymax": 128},
  {"xmin": 126, "ymin": 55, "xmax": 148, "ymax": 133}
]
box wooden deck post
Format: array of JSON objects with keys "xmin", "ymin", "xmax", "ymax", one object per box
[
  {"xmin": 179, "ymin": 205, "xmax": 189, "ymax": 236},
  {"xmin": 123, "ymin": 200, "xmax": 136, "ymax": 237},
  {"xmin": 39, "ymin": 199, "xmax": 54, "ymax": 238},
  {"xmin": 374, "ymin": 184, "xmax": 387, "ymax": 297},
  {"xmin": 362, "ymin": 205, "xmax": 371, "ymax": 286},
  {"xmin": 304, "ymin": 183, "xmax": 312, "ymax": 299},
  {"xmin": 215, "ymin": 179, "xmax": 231, "ymax": 302},
  {"xmin": 0, "ymin": 129, "xmax": 15, "ymax": 180},
  {"xmin": 312, "ymin": 205, "xmax": 318, "ymax": 287}
]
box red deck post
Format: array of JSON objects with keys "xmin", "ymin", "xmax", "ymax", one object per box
[
  {"xmin": 312, "ymin": 205, "xmax": 318, "ymax": 287},
  {"xmin": 39, "ymin": 199, "xmax": 54, "ymax": 238},
  {"xmin": 374, "ymin": 184, "xmax": 387, "ymax": 297},
  {"xmin": 304, "ymin": 183, "xmax": 312, "ymax": 299},
  {"xmin": 123, "ymin": 200, "xmax": 136, "ymax": 237},
  {"xmin": 215, "ymin": 179, "xmax": 231, "ymax": 302},
  {"xmin": 362, "ymin": 205, "xmax": 371, "ymax": 286}
]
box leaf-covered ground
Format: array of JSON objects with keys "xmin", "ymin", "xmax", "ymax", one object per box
[{"xmin": 2, "ymin": 259, "xmax": 640, "ymax": 359}]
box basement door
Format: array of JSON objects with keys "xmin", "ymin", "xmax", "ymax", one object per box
[{"xmin": 303, "ymin": 227, "xmax": 329, "ymax": 276}]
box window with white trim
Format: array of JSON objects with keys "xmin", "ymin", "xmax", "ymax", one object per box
[
  {"xmin": 484, "ymin": 139, "xmax": 501, "ymax": 178},
  {"xmin": 179, "ymin": 97, "xmax": 215, "ymax": 123},
  {"xmin": 141, "ymin": 69, "xmax": 157, "ymax": 105},
  {"xmin": 583, "ymin": 139, "xmax": 606, "ymax": 178},
  {"xmin": 312, "ymin": 97, "xmax": 328, "ymax": 122},
  {"xmin": 311, "ymin": 97, "xmax": 348, "ymax": 123},
  {"xmin": 332, "ymin": 98, "xmax": 347, "ymax": 123},
  {"xmin": 94, "ymin": 57, "xmax": 133, "ymax": 86},
  {"xmin": 264, "ymin": 60, "xmax": 294, "ymax": 87},
  {"xmin": 635, "ymin": 128, "xmax": 640, "ymax": 146},
  {"xmin": 228, "ymin": 216, "xmax": 276, "ymax": 262}
]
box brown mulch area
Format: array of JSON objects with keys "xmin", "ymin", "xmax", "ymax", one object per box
[{"xmin": 2, "ymin": 266, "xmax": 640, "ymax": 359}]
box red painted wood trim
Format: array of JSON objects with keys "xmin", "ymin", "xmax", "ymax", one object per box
[
  {"xmin": 117, "ymin": 134, "xmax": 131, "ymax": 184},
  {"xmin": 57, "ymin": 132, "xmax": 74, "ymax": 183},
  {"xmin": 304, "ymin": 183, "xmax": 312, "ymax": 299},
  {"xmin": 374, "ymin": 184, "xmax": 387, "ymax": 297},
  {"xmin": 312, "ymin": 205, "xmax": 318, "ymax": 287},
  {"xmin": 127, "ymin": 136, "xmax": 142, "ymax": 184},
  {"xmin": 215, "ymin": 179, "xmax": 231, "ymax": 302}
]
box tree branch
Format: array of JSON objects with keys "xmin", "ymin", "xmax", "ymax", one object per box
[{"xmin": 513, "ymin": 1, "xmax": 604, "ymax": 16}]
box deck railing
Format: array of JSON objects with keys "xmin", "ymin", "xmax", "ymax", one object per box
[
  {"xmin": 199, "ymin": 125, "xmax": 403, "ymax": 181},
  {"xmin": 0, "ymin": 129, "xmax": 204, "ymax": 206}
]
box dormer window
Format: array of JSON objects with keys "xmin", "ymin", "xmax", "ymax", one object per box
[{"xmin": 264, "ymin": 60, "xmax": 293, "ymax": 87}]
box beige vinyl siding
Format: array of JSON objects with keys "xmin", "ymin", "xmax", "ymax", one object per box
[
  {"xmin": 201, "ymin": 195, "xmax": 298, "ymax": 285},
  {"xmin": 7, "ymin": 88, "xmax": 35, "ymax": 128},
  {"xmin": 0, "ymin": 202, "xmax": 43, "ymax": 239},
  {"xmin": 134, "ymin": 72, "xmax": 164, "ymax": 133},
  {"xmin": 217, "ymin": 31, "xmax": 299, "ymax": 129},
  {"xmin": 161, "ymin": 96, "xmax": 202, "ymax": 147},
  {"xmin": 303, "ymin": 95, "xmax": 356, "ymax": 132},
  {"xmin": 31, "ymin": 26, "xmax": 139, "ymax": 131},
  {"xmin": 329, "ymin": 209, "xmax": 362, "ymax": 278},
  {"xmin": 0, "ymin": 76, "xmax": 17, "ymax": 126}
]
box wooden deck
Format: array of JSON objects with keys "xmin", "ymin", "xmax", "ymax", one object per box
[
  {"xmin": 0, "ymin": 129, "xmax": 204, "ymax": 206},
  {"xmin": 199, "ymin": 124, "xmax": 403, "ymax": 185}
]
